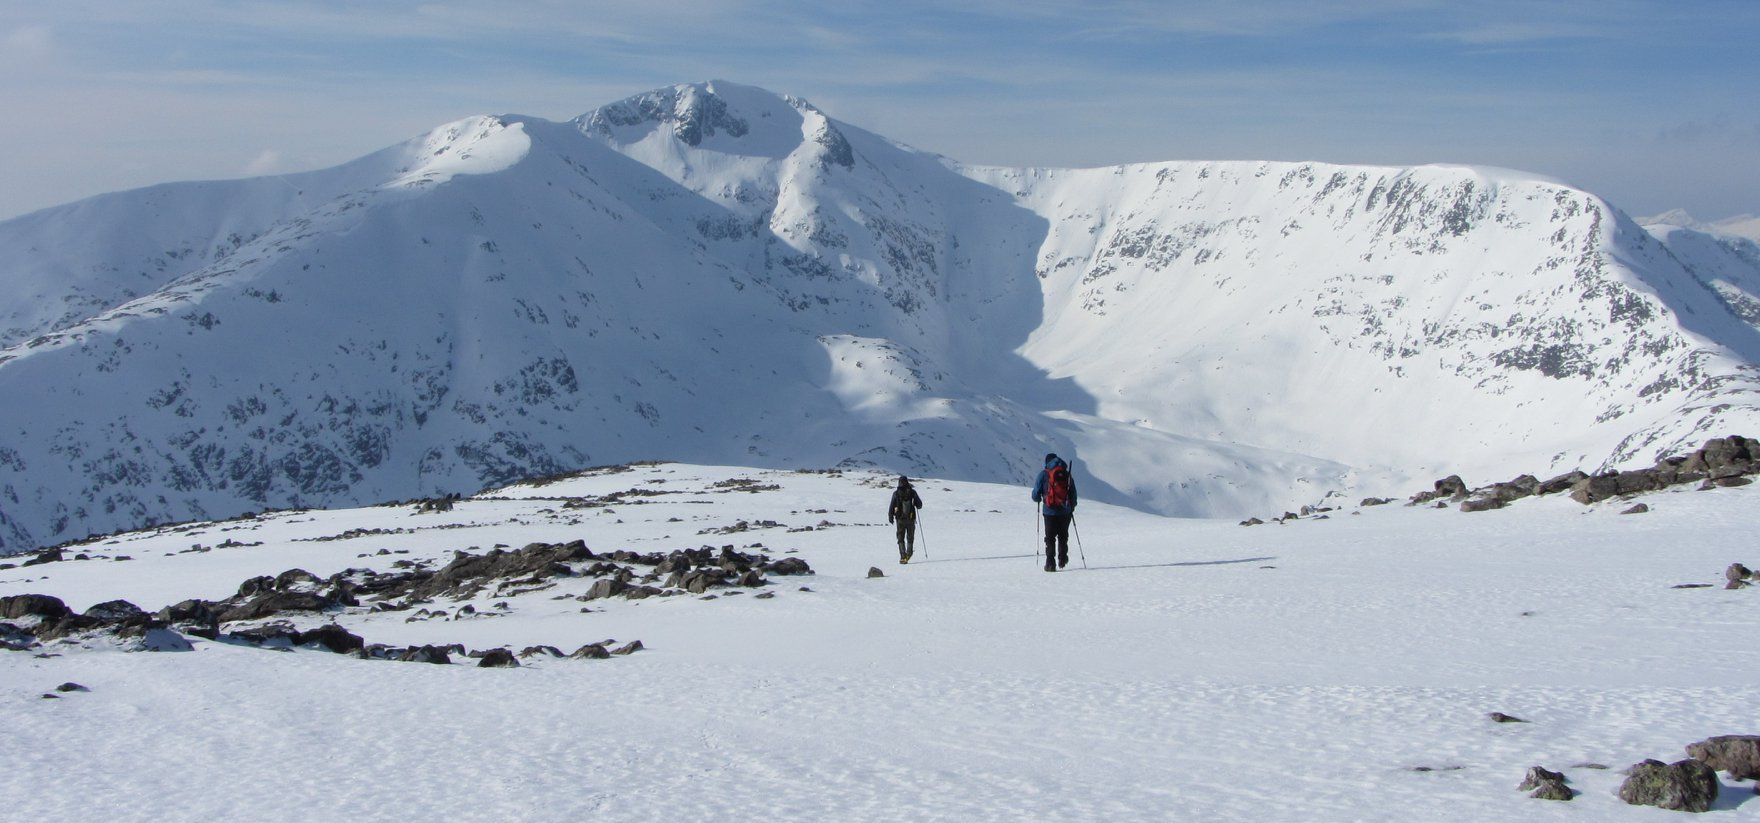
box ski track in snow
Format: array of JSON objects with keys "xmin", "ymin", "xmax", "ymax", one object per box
[{"xmin": 3, "ymin": 464, "xmax": 1759, "ymax": 821}]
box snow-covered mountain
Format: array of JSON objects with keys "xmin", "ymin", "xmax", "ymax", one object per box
[
  {"xmin": 3, "ymin": 80, "xmax": 1760, "ymax": 553},
  {"xmin": 1640, "ymin": 209, "xmax": 1760, "ymax": 245}
]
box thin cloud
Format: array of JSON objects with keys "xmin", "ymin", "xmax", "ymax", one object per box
[
  {"xmin": 242, "ymin": 149, "xmax": 284, "ymax": 176},
  {"xmin": 2, "ymin": 24, "xmax": 54, "ymax": 62}
]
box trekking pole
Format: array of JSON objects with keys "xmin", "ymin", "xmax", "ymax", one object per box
[
  {"xmin": 1071, "ymin": 514, "xmax": 1089, "ymax": 570},
  {"xmin": 1034, "ymin": 506, "xmax": 1042, "ymax": 564},
  {"xmin": 916, "ymin": 510, "xmax": 928, "ymax": 560}
]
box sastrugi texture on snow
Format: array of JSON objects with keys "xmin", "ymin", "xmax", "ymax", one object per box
[{"xmin": 2, "ymin": 80, "xmax": 1760, "ymax": 552}]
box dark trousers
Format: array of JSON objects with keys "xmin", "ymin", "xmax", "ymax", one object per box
[
  {"xmin": 895, "ymin": 513, "xmax": 917, "ymax": 557},
  {"xmin": 1043, "ymin": 513, "xmax": 1070, "ymax": 565}
]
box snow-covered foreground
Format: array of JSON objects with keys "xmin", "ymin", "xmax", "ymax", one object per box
[{"xmin": 3, "ymin": 463, "xmax": 1757, "ymax": 821}]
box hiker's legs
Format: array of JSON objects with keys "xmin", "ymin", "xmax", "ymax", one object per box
[
  {"xmin": 1046, "ymin": 514, "xmax": 1071, "ymax": 567},
  {"xmin": 895, "ymin": 515, "xmax": 915, "ymax": 559}
]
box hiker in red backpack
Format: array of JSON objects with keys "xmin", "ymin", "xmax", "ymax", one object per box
[{"xmin": 1031, "ymin": 453, "xmax": 1078, "ymax": 572}]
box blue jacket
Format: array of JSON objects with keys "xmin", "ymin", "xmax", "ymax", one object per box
[{"xmin": 1031, "ymin": 456, "xmax": 1078, "ymax": 516}]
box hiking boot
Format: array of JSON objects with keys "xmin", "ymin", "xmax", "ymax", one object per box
[
  {"xmin": 904, "ymin": 549, "xmax": 913, "ymax": 562},
  {"xmin": 1043, "ymin": 560, "xmax": 1056, "ymax": 572},
  {"xmin": 1058, "ymin": 553, "xmax": 1068, "ymax": 569}
]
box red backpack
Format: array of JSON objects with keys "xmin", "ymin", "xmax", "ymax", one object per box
[{"xmin": 1045, "ymin": 464, "xmax": 1071, "ymax": 509}]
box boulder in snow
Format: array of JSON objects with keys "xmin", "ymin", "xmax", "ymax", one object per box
[
  {"xmin": 0, "ymin": 594, "xmax": 70, "ymax": 621},
  {"xmin": 1687, "ymin": 735, "xmax": 1760, "ymax": 781},
  {"xmin": 1617, "ymin": 758, "xmax": 1718, "ymax": 812},
  {"xmin": 295, "ymin": 624, "xmax": 365, "ymax": 654},
  {"xmin": 1518, "ymin": 766, "xmax": 1572, "ymax": 801}
]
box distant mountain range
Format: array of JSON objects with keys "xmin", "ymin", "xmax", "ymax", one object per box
[
  {"xmin": 1639, "ymin": 209, "xmax": 1760, "ymax": 244},
  {"xmin": 2, "ymin": 80, "xmax": 1759, "ymax": 552}
]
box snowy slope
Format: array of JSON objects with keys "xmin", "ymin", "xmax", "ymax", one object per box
[
  {"xmin": 1641, "ymin": 221, "xmax": 1760, "ymax": 330},
  {"xmin": 2, "ymin": 81, "xmax": 1759, "ymax": 552},
  {"xmin": 967, "ymin": 161, "xmax": 1760, "ymax": 497},
  {"xmin": 3, "ymin": 464, "xmax": 1759, "ymax": 821}
]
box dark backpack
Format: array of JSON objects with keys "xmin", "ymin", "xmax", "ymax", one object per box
[{"xmin": 1044, "ymin": 464, "xmax": 1071, "ymax": 509}]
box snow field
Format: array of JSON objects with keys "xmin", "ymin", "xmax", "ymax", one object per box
[{"xmin": 3, "ymin": 464, "xmax": 1759, "ymax": 820}]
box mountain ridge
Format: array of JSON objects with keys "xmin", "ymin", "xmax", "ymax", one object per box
[{"xmin": 2, "ymin": 80, "xmax": 1759, "ymax": 552}]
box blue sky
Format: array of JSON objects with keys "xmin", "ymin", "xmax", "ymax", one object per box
[{"xmin": 1, "ymin": 0, "xmax": 1756, "ymax": 220}]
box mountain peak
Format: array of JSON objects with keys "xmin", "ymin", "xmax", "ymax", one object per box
[
  {"xmin": 572, "ymin": 81, "xmax": 820, "ymax": 157},
  {"xmin": 1638, "ymin": 208, "xmax": 1701, "ymax": 229}
]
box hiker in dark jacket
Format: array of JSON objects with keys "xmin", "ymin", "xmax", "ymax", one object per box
[
  {"xmin": 1031, "ymin": 453, "xmax": 1078, "ymax": 572},
  {"xmin": 888, "ymin": 476, "xmax": 924, "ymax": 564}
]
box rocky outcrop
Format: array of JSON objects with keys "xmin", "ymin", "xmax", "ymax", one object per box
[
  {"xmin": 1571, "ymin": 436, "xmax": 1760, "ymax": 505},
  {"xmin": 1409, "ymin": 475, "xmax": 1469, "ymax": 506},
  {"xmin": 410, "ymin": 540, "xmax": 593, "ymax": 600},
  {"xmin": 0, "ymin": 594, "xmax": 195, "ymax": 650},
  {"xmin": 219, "ymin": 591, "xmax": 334, "ymax": 623},
  {"xmin": 1, "ymin": 535, "xmax": 724, "ymax": 666},
  {"xmin": 1389, "ymin": 436, "xmax": 1760, "ymax": 515}
]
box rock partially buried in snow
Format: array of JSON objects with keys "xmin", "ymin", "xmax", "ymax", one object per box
[
  {"xmin": 398, "ymin": 645, "xmax": 452, "ymax": 664},
  {"xmin": 1686, "ymin": 735, "xmax": 1760, "ymax": 781},
  {"xmin": 1538, "ymin": 470, "xmax": 1588, "ymax": 495},
  {"xmin": 1409, "ymin": 475, "xmax": 1469, "ymax": 505},
  {"xmin": 763, "ymin": 557, "xmax": 813, "ymax": 576},
  {"xmin": 1518, "ymin": 766, "xmax": 1573, "ymax": 801},
  {"xmin": 55, "ymin": 682, "xmax": 89, "ymax": 693},
  {"xmin": 1617, "ymin": 758, "xmax": 1718, "ymax": 812},
  {"xmin": 82, "ymin": 599, "xmax": 146, "ymax": 622},
  {"xmin": 294, "ymin": 624, "xmax": 365, "ymax": 655},
  {"xmin": 1487, "ymin": 712, "xmax": 1528, "ymax": 723},
  {"xmin": 475, "ymin": 648, "xmax": 519, "ymax": 668},
  {"xmin": 229, "ymin": 622, "xmax": 300, "ymax": 647},
  {"xmin": 570, "ymin": 643, "xmax": 610, "ymax": 660},
  {"xmin": 867, "ymin": 567, "xmax": 885, "ymax": 578},
  {"xmin": 218, "ymin": 591, "xmax": 333, "ymax": 623},
  {"xmin": 1621, "ymin": 503, "xmax": 1650, "ymax": 514},
  {"xmin": 132, "ymin": 627, "xmax": 194, "ymax": 652}
]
